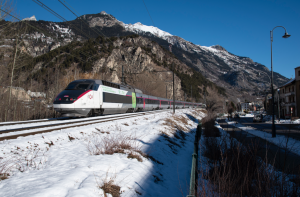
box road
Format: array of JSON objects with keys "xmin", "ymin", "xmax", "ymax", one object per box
[{"xmin": 233, "ymin": 116, "xmax": 300, "ymax": 140}]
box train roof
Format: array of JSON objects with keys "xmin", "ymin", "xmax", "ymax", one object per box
[{"xmin": 70, "ymin": 79, "xmax": 142, "ymax": 93}]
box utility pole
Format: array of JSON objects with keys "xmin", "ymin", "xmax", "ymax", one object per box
[
  {"xmin": 10, "ymin": 34, "xmax": 19, "ymax": 105},
  {"xmin": 173, "ymin": 63, "xmax": 175, "ymax": 114},
  {"xmin": 166, "ymin": 85, "xmax": 167, "ymax": 99},
  {"xmin": 204, "ymin": 86, "xmax": 206, "ymax": 105},
  {"xmin": 169, "ymin": 44, "xmax": 175, "ymax": 114},
  {"xmin": 122, "ymin": 65, "xmax": 124, "ymax": 84},
  {"xmin": 204, "ymin": 70, "xmax": 206, "ymax": 105},
  {"xmin": 191, "ymin": 85, "xmax": 192, "ymax": 102},
  {"xmin": 277, "ymin": 89, "xmax": 280, "ymax": 119}
]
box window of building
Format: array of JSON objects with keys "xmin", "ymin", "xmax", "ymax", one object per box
[
  {"xmin": 298, "ymin": 70, "xmax": 300, "ymax": 76},
  {"xmin": 283, "ymin": 89, "xmax": 285, "ymax": 93}
]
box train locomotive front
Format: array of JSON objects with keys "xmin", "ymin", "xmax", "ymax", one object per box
[{"xmin": 53, "ymin": 79, "xmax": 100, "ymax": 117}]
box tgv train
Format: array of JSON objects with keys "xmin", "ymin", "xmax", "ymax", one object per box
[{"xmin": 53, "ymin": 79, "xmax": 204, "ymax": 117}]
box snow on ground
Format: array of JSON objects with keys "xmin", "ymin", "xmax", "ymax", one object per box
[
  {"xmin": 225, "ymin": 118, "xmax": 300, "ymax": 156},
  {"xmin": 260, "ymin": 115, "xmax": 300, "ymax": 124},
  {"xmin": 0, "ymin": 109, "xmax": 206, "ymax": 197}
]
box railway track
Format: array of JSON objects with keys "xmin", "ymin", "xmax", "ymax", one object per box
[
  {"xmin": 0, "ymin": 110, "xmax": 168, "ymax": 141},
  {"xmin": 0, "ymin": 117, "xmax": 71, "ymax": 127}
]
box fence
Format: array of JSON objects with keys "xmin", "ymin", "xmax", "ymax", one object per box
[{"xmin": 187, "ymin": 121, "xmax": 202, "ymax": 197}]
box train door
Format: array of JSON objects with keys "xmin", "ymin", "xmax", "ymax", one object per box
[
  {"xmin": 132, "ymin": 92, "xmax": 137, "ymax": 111},
  {"xmin": 93, "ymin": 84, "xmax": 102, "ymax": 109}
]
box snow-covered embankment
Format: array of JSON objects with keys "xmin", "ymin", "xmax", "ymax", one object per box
[{"xmin": 0, "ymin": 109, "xmax": 206, "ymax": 197}]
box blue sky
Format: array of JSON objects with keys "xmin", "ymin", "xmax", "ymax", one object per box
[{"xmin": 15, "ymin": 0, "xmax": 300, "ymax": 79}]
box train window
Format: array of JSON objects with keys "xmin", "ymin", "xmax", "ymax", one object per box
[
  {"xmin": 102, "ymin": 81, "xmax": 120, "ymax": 89},
  {"xmin": 93, "ymin": 84, "xmax": 99, "ymax": 91},
  {"xmin": 65, "ymin": 82, "xmax": 93, "ymax": 90}
]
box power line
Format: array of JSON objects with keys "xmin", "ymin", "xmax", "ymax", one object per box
[
  {"xmin": 57, "ymin": 0, "xmax": 115, "ymax": 46},
  {"xmin": 32, "ymin": 0, "xmax": 104, "ymax": 65},
  {"xmin": 0, "ymin": 7, "xmax": 98, "ymax": 78},
  {"xmin": 142, "ymin": 0, "xmax": 155, "ymax": 27},
  {"xmin": 58, "ymin": 0, "xmax": 78, "ymax": 17}
]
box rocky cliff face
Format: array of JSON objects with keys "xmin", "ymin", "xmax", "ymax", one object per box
[{"xmin": 119, "ymin": 18, "xmax": 288, "ymax": 94}]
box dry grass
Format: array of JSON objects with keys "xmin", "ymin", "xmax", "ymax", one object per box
[
  {"xmin": 85, "ymin": 132, "xmax": 150, "ymax": 164},
  {"xmin": 0, "ymin": 158, "xmax": 15, "ymax": 181},
  {"xmin": 0, "ymin": 144, "xmax": 48, "ymax": 181},
  {"xmin": 163, "ymin": 114, "xmax": 189, "ymax": 133},
  {"xmin": 127, "ymin": 152, "xmax": 142, "ymax": 162},
  {"xmin": 198, "ymin": 131, "xmax": 300, "ymax": 196},
  {"xmin": 14, "ymin": 145, "xmax": 48, "ymax": 172},
  {"xmin": 97, "ymin": 172, "xmax": 121, "ymax": 197}
]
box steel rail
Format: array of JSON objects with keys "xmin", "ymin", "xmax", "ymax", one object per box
[
  {"xmin": 0, "ymin": 117, "xmax": 71, "ymax": 127},
  {"xmin": 0, "ymin": 111, "xmax": 161, "ymax": 134}
]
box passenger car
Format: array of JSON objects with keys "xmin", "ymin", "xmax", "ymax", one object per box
[{"xmin": 253, "ymin": 114, "xmax": 263, "ymax": 122}]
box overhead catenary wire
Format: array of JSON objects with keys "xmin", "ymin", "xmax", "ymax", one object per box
[
  {"xmin": 35, "ymin": 0, "xmax": 140, "ymax": 72},
  {"xmin": 9, "ymin": 1, "xmax": 102, "ymax": 72},
  {"xmin": 56, "ymin": 0, "xmax": 141, "ymax": 82},
  {"xmin": 0, "ymin": 7, "xmax": 98, "ymax": 80},
  {"xmin": 0, "ymin": 8, "xmax": 89, "ymax": 65},
  {"xmin": 33, "ymin": 0, "xmax": 181, "ymax": 102},
  {"xmin": 57, "ymin": 0, "xmax": 120, "ymax": 48},
  {"xmin": 142, "ymin": 0, "xmax": 155, "ymax": 27},
  {"xmin": 1, "ymin": 4, "xmax": 107, "ymax": 81}
]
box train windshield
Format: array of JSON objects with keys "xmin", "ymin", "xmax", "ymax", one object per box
[{"xmin": 65, "ymin": 82, "xmax": 93, "ymax": 90}]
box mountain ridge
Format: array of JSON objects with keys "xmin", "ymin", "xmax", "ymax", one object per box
[{"xmin": 0, "ymin": 11, "xmax": 289, "ymax": 105}]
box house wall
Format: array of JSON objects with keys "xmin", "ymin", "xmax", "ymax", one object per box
[{"xmin": 295, "ymin": 67, "xmax": 300, "ymax": 117}]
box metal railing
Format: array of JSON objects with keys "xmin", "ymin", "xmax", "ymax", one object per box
[{"xmin": 187, "ymin": 121, "xmax": 202, "ymax": 197}]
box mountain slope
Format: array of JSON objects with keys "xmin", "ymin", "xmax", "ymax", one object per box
[{"xmin": 0, "ymin": 11, "xmax": 289, "ymax": 104}]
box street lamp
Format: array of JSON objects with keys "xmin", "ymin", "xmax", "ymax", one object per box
[{"xmin": 270, "ymin": 26, "xmax": 291, "ymax": 138}]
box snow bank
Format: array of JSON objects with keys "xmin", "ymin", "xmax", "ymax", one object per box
[{"xmin": 0, "ymin": 109, "xmax": 206, "ymax": 197}]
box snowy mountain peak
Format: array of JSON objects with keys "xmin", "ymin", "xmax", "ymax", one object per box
[
  {"xmin": 211, "ymin": 45, "xmax": 227, "ymax": 51},
  {"xmin": 124, "ymin": 22, "xmax": 173, "ymax": 39},
  {"xmin": 22, "ymin": 15, "xmax": 37, "ymax": 21},
  {"xmin": 100, "ymin": 11, "xmax": 108, "ymax": 15}
]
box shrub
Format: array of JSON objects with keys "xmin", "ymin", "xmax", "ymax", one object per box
[
  {"xmin": 85, "ymin": 132, "xmax": 142, "ymax": 156},
  {"xmin": 97, "ymin": 172, "xmax": 121, "ymax": 197}
]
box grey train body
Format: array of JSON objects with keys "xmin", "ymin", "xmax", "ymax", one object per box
[{"xmin": 53, "ymin": 79, "xmax": 203, "ymax": 117}]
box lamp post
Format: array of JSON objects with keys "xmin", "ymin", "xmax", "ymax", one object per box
[{"xmin": 270, "ymin": 26, "xmax": 291, "ymax": 138}]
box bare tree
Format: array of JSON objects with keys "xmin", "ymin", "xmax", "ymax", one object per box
[
  {"xmin": 205, "ymin": 87, "xmax": 223, "ymax": 114},
  {"xmin": 0, "ymin": 0, "xmax": 16, "ymax": 21}
]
